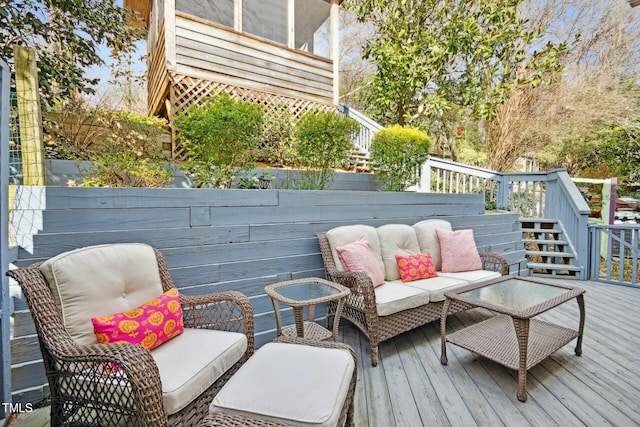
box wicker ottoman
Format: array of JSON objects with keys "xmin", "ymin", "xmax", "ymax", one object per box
[{"xmin": 200, "ymin": 336, "xmax": 357, "ymax": 427}]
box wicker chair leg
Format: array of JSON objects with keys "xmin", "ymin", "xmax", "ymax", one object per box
[{"xmin": 371, "ymin": 344, "xmax": 379, "ymax": 366}]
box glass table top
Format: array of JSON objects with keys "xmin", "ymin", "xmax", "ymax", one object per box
[
  {"xmin": 275, "ymin": 281, "xmax": 341, "ymax": 302},
  {"xmin": 459, "ymin": 278, "xmax": 570, "ymax": 312}
]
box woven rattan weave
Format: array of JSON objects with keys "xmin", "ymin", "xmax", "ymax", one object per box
[
  {"xmin": 315, "ymin": 232, "xmax": 509, "ymax": 366},
  {"xmin": 440, "ymin": 276, "xmax": 585, "ymax": 402},
  {"xmin": 6, "ymin": 248, "xmax": 255, "ymax": 427}
]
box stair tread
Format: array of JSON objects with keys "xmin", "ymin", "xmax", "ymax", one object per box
[
  {"xmin": 526, "ymin": 250, "xmax": 575, "ymax": 258},
  {"xmin": 523, "ymin": 238, "xmax": 568, "ymax": 244},
  {"xmin": 527, "ymin": 262, "xmax": 581, "ymax": 271},
  {"xmin": 521, "ymin": 228, "xmax": 561, "ymax": 233},
  {"xmin": 519, "ymin": 218, "xmax": 559, "ymax": 223}
]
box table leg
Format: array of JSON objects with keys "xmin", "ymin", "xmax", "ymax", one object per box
[
  {"xmin": 440, "ymin": 298, "xmax": 452, "ymax": 365},
  {"xmin": 270, "ymin": 297, "xmax": 282, "ymax": 337},
  {"xmin": 575, "ymin": 294, "xmax": 585, "ymax": 356},
  {"xmin": 293, "ymin": 307, "xmax": 305, "ymax": 337},
  {"xmin": 331, "ymin": 297, "xmax": 346, "ymax": 341},
  {"xmin": 512, "ymin": 317, "xmax": 530, "ymax": 402}
]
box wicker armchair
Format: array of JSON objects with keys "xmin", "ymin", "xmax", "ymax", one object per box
[
  {"xmin": 315, "ymin": 231, "xmax": 508, "ymax": 366},
  {"xmin": 7, "ymin": 244, "xmax": 254, "ymax": 427}
]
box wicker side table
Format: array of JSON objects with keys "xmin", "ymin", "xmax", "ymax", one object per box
[{"xmin": 265, "ymin": 278, "xmax": 350, "ymax": 341}]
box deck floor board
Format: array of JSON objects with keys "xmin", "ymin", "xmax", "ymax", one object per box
[{"xmin": 340, "ymin": 279, "xmax": 640, "ymax": 427}]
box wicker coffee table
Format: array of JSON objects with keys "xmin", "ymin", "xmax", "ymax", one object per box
[
  {"xmin": 265, "ymin": 278, "xmax": 350, "ymax": 341},
  {"xmin": 440, "ymin": 276, "xmax": 585, "ymax": 402}
]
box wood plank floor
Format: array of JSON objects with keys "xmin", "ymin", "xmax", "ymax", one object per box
[{"xmin": 340, "ymin": 278, "xmax": 640, "ymax": 427}]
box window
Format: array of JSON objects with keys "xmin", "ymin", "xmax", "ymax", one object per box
[
  {"xmin": 243, "ymin": 0, "xmax": 288, "ymax": 45},
  {"xmin": 176, "ymin": 0, "xmax": 234, "ymax": 28},
  {"xmin": 295, "ymin": 0, "xmax": 331, "ymax": 58}
]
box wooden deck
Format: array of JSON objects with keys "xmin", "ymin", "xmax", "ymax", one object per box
[
  {"xmin": 8, "ymin": 278, "xmax": 639, "ymax": 427},
  {"xmin": 339, "ymin": 278, "xmax": 640, "ymax": 427}
]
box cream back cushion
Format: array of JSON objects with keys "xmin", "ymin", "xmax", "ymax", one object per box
[
  {"xmin": 413, "ymin": 219, "xmax": 452, "ymax": 271},
  {"xmin": 40, "ymin": 243, "xmax": 164, "ymax": 345},
  {"xmin": 325, "ymin": 225, "xmax": 385, "ymax": 277},
  {"xmin": 376, "ymin": 224, "xmax": 421, "ymax": 281}
]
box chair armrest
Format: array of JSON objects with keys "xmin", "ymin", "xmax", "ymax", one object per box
[
  {"xmin": 479, "ymin": 252, "xmax": 509, "ymax": 275},
  {"xmin": 180, "ymin": 290, "xmax": 255, "ymax": 355},
  {"xmin": 54, "ymin": 342, "xmax": 168, "ymax": 426}
]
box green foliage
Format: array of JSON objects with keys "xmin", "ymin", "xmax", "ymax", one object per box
[
  {"xmin": 255, "ymin": 103, "xmax": 297, "ymax": 166},
  {"xmin": 174, "ymin": 94, "xmax": 264, "ymax": 188},
  {"xmin": 351, "ymin": 0, "xmax": 566, "ymax": 128},
  {"xmin": 370, "ymin": 125, "xmax": 431, "ymax": 191},
  {"xmin": 294, "ymin": 110, "xmax": 359, "ymax": 190},
  {"xmin": 77, "ymin": 110, "xmax": 172, "ymax": 187},
  {"xmin": 82, "ymin": 150, "xmax": 173, "ymax": 188},
  {"xmin": 594, "ymin": 126, "xmax": 640, "ymax": 184},
  {"xmin": 1, "ymin": 0, "xmax": 143, "ymax": 108}
]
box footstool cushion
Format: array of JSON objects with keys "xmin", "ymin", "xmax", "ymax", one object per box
[{"xmin": 208, "ymin": 339, "xmax": 356, "ymax": 427}]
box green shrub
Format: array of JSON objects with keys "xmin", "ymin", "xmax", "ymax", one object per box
[
  {"xmin": 294, "ymin": 110, "xmax": 359, "ymax": 190},
  {"xmin": 174, "ymin": 94, "xmax": 264, "ymax": 188},
  {"xmin": 80, "ymin": 111, "xmax": 173, "ymax": 187},
  {"xmin": 370, "ymin": 125, "xmax": 432, "ymax": 191},
  {"xmin": 255, "ymin": 103, "xmax": 297, "ymax": 166}
]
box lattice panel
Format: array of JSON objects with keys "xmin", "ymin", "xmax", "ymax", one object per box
[{"xmin": 169, "ymin": 73, "xmax": 333, "ymax": 159}]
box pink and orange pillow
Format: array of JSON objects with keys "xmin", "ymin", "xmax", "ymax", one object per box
[
  {"xmin": 92, "ymin": 287, "xmax": 184, "ymax": 351},
  {"xmin": 395, "ymin": 253, "xmax": 438, "ymax": 282}
]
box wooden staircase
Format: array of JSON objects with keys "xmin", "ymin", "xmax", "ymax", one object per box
[
  {"xmin": 520, "ymin": 218, "xmax": 582, "ymax": 278},
  {"xmin": 348, "ymin": 145, "xmax": 371, "ymax": 172}
]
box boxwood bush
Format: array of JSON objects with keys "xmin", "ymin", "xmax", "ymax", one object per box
[{"xmin": 370, "ymin": 125, "xmax": 432, "ymax": 191}]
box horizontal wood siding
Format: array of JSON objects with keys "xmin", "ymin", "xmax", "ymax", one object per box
[
  {"xmin": 9, "ymin": 187, "xmax": 524, "ymax": 403},
  {"xmin": 174, "ymin": 12, "xmax": 334, "ymax": 105}
]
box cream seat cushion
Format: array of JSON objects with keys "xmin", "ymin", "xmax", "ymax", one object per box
[
  {"xmin": 437, "ymin": 270, "xmax": 501, "ymax": 284},
  {"xmin": 39, "ymin": 243, "xmax": 164, "ymax": 345},
  {"xmin": 209, "ymin": 342, "xmax": 355, "ymax": 427},
  {"xmin": 153, "ymin": 328, "xmax": 247, "ymax": 415},
  {"xmin": 392, "ymin": 276, "xmax": 468, "ymax": 302},
  {"xmin": 377, "ymin": 224, "xmax": 421, "ymax": 281},
  {"xmin": 374, "ymin": 281, "xmax": 431, "ymax": 316}
]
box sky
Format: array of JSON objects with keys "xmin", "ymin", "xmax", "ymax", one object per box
[{"xmin": 84, "ymin": 0, "xmax": 147, "ymax": 105}]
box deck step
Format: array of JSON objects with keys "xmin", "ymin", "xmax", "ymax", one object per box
[
  {"xmin": 527, "ymin": 262, "xmax": 581, "ymax": 272},
  {"xmin": 521, "ymin": 227, "xmax": 561, "ymax": 234},
  {"xmin": 526, "ymin": 250, "xmax": 575, "ymax": 258},
  {"xmin": 523, "ymin": 238, "xmax": 568, "ymax": 246},
  {"xmin": 520, "ymin": 217, "xmax": 558, "ymax": 223}
]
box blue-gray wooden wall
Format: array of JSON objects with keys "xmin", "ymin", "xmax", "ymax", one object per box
[{"xmin": 9, "ymin": 186, "xmax": 524, "ymax": 404}]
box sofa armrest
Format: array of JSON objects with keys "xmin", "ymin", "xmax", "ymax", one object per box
[
  {"xmin": 479, "ymin": 252, "xmax": 509, "ymax": 275},
  {"xmin": 180, "ymin": 291, "xmax": 255, "ymax": 356}
]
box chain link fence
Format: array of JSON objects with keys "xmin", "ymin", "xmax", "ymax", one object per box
[{"xmin": 8, "ymin": 88, "xmax": 22, "ymax": 185}]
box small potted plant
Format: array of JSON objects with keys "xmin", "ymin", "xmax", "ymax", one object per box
[{"xmin": 258, "ymin": 173, "xmax": 275, "ymax": 189}]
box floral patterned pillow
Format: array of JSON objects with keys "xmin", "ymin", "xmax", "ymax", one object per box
[
  {"xmin": 395, "ymin": 253, "xmax": 438, "ymax": 282},
  {"xmin": 92, "ymin": 287, "xmax": 184, "ymax": 351}
]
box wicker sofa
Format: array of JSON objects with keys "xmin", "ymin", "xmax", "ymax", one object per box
[
  {"xmin": 7, "ymin": 243, "xmax": 254, "ymax": 427},
  {"xmin": 315, "ymin": 219, "xmax": 508, "ymax": 366}
]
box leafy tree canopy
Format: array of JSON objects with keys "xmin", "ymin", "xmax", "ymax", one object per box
[
  {"xmin": 350, "ymin": 0, "xmax": 567, "ymax": 127},
  {"xmin": 0, "ymin": 0, "xmax": 143, "ymax": 107}
]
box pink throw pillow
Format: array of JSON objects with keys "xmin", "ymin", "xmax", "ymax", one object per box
[
  {"xmin": 395, "ymin": 253, "xmax": 438, "ymax": 282},
  {"xmin": 92, "ymin": 287, "xmax": 184, "ymax": 351},
  {"xmin": 435, "ymin": 228, "xmax": 483, "ymax": 273},
  {"xmin": 335, "ymin": 236, "xmax": 385, "ymax": 287}
]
